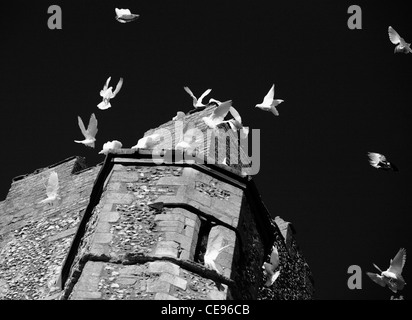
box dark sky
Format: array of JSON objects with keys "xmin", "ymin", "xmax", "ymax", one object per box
[{"xmin": 1, "ymin": 1, "xmax": 411, "ymax": 300}]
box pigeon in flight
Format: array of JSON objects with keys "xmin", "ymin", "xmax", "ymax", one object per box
[
  {"xmin": 97, "ymin": 76, "xmax": 123, "ymax": 110},
  {"xmin": 388, "ymin": 26, "xmax": 412, "ymax": 54},
  {"xmin": 255, "ymin": 84, "xmax": 284, "ymax": 116},
  {"xmin": 263, "ymin": 245, "xmax": 281, "ymax": 287},
  {"xmin": 204, "ymin": 243, "xmax": 231, "ymax": 274},
  {"xmin": 98, "ymin": 140, "xmax": 123, "ymax": 155},
  {"xmin": 74, "ymin": 113, "xmax": 98, "ymax": 148},
  {"xmin": 39, "ymin": 171, "xmax": 60, "ymax": 207},
  {"xmin": 367, "ymin": 248, "xmax": 407, "ymax": 293},
  {"xmin": 183, "ymin": 86, "xmax": 212, "ymax": 108},
  {"xmin": 131, "ymin": 133, "xmax": 162, "ymax": 149},
  {"xmin": 202, "ymin": 100, "xmax": 233, "ymax": 129},
  {"xmin": 227, "ymin": 106, "xmax": 249, "ymax": 138},
  {"xmin": 367, "ymin": 152, "xmax": 399, "ymax": 171},
  {"xmin": 115, "ymin": 8, "xmax": 140, "ymax": 23}
]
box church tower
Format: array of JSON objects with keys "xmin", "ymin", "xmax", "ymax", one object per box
[{"xmin": 0, "ymin": 105, "xmax": 314, "ymax": 300}]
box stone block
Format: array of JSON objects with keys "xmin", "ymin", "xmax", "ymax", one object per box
[
  {"xmin": 83, "ymin": 261, "xmax": 104, "ymax": 277},
  {"xmin": 93, "ymin": 233, "xmax": 113, "ymax": 244},
  {"xmin": 159, "ymin": 273, "xmax": 187, "ymax": 290},
  {"xmin": 154, "ymin": 293, "xmax": 179, "ymax": 300},
  {"xmin": 146, "ymin": 280, "xmax": 171, "ymax": 293},
  {"xmin": 148, "ymin": 261, "xmax": 180, "ymax": 275}
]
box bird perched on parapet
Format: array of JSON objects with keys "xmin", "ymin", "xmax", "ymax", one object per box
[
  {"xmin": 39, "ymin": 171, "xmax": 60, "ymax": 207},
  {"xmin": 183, "ymin": 86, "xmax": 212, "ymax": 108},
  {"xmin": 367, "ymin": 248, "xmax": 407, "ymax": 293},
  {"xmin": 388, "ymin": 26, "xmax": 412, "ymax": 54},
  {"xmin": 97, "ymin": 76, "xmax": 123, "ymax": 110},
  {"xmin": 255, "ymin": 84, "xmax": 284, "ymax": 116},
  {"xmin": 367, "ymin": 152, "xmax": 399, "ymax": 171},
  {"xmin": 98, "ymin": 140, "xmax": 123, "ymax": 155},
  {"xmin": 204, "ymin": 243, "xmax": 231, "ymax": 274},
  {"xmin": 74, "ymin": 113, "xmax": 98, "ymax": 148},
  {"xmin": 175, "ymin": 121, "xmax": 202, "ymax": 152},
  {"xmin": 131, "ymin": 133, "xmax": 162, "ymax": 149},
  {"xmin": 202, "ymin": 100, "xmax": 233, "ymax": 129},
  {"xmin": 172, "ymin": 111, "xmax": 185, "ymax": 121},
  {"xmin": 263, "ymin": 245, "xmax": 281, "ymax": 287},
  {"xmin": 115, "ymin": 8, "xmax": 140, "ymax": 23}
]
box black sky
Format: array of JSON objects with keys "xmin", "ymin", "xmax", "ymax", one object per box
[{"xmin": 1, "ymin": 1, "xmax": 411, "ymax": 300}]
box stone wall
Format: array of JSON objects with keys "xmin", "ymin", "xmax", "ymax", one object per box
[{"xmin": 0, "ymin": 157, "xmax": 100, "ymax": 299}]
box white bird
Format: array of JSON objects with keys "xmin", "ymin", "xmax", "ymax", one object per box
[
  {"xmin": 367, "ymin": 152, "xmax": 399, "ymax": 171},
  {"xmin": 202, "ymin": 100, "xmax": 233, "ymax": 129},
  {"xmin": 131, "ymin": 133, "xmax": 162, "ymax": 149},
  {"xmin": 204, "ymin": 244, "xmax": 231, "ymax": 274},
  {"xmin": 39, "ymin": 171, "xmax": 60, "ymax": 206},
  {"xmin": 98, "ymin": 140, "xmax": 123, "ymax": 155},
  {"xmin": 172, "ymin": 111, "xmax": 185, "ymax": 121},
  {"xmin": 367, "ymin": 248, "xmax": 407, "ymax": 293},
  {"xmin": 115, "ymin": 8, "xmax": 140, "ymax": 23},
  {"xmin": 388, "ymin": 26, "xmax": 412, "ymax": 54},
  {"xmin": 227, "ymin": 106, "xmax": 249, "ymax": 138},
  {"xmin": 97, "ymin": 76, "xmax": 123, "ymax": 110},
  {"xmin": 74, "ymin": 113, "xmax": 98, "ymax": 148},
  {"xmin": 255, "ymin": 84, "xmax": 284, "ymax": 116},
  {"xmin": 208, "ymin": 98, "xmax": 223, "ymax": 106},
  {"xmin": 262, "ymin": 245, "xmax": 281, "ymax": 287},
  {"xmin": 175, "ymin": 121, "xmax": 202, "ymax": 152},
  {"xmin": 183, "ymin": 86, "xmax": 212, "ymax": 108}
]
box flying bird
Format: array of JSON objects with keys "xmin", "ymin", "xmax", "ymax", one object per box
[
  {"xmin": 115, "ymin": 8, "xmax": 140, "ymax": 23},
  {"xmin": 131, "ymin": 133, "xmax": 162, "ymax": 149},
  {"xmin": 263, "ymin": 246, "xmax": 281, "ymax": 287},
  {"xmin": 388, "ymin": 26, "xmax": 412, "ymax": 54},
  {"xmin": 202, "ymin": 100, "xmax": 233, "ymax": 129},
  {"xmin": 74, "ymin": 113, "xmax": 98, "ymax": 148},
  {"xmin": 98, "ymin": 140, "xmax": 123, "ymax": 155},
  {"xmin": 204, "ymin": 244, "xmax": 231, "ymax": 274},
  {"xmin": 255, "ymin": 84, "xmax": 284, "ymax": 116},
  {"xmin": 97, "ymin": 76, "xmax": 123, "ymax": 110},
  {"xmin": 227, "ymin": 106, "xmax": 249, "ymax": 138},
  {"xmin": 367, "ymin": 248, "xmax": 407, "ymax": 293},
  {"xmin": 183, "ymin": 86, "xmax": 212, "ymax": 108},
  {"xmin": 39, "ymin": 171, "xmax": 60, "ymax": 207},
  {"xmin": 367, "ymin": 152, "xmax": 399, "ymax": 171}
]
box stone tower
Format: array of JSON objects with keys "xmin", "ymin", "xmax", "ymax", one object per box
[{"xmin": 0, "ymin": 105, "xmax": 314, "ymax": 300}]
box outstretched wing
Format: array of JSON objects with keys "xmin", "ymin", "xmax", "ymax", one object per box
[
  {"xmin": 198, "ymin": 88, "xmax": 212, "ymax": 104},
  {"xmin": 229, "ymin": 106, "xmax": 242, "ymax": 125},
  {"xmin": 46, "ymin": 171, "xmax": 59, "ymax": 198},
  {"xmin": 101, "ymin": 76, "xmax": 111, "ymax": 95},
  {"xmin": 112, "ymin": 78, "xmax": 123, "ymax": 98},
  {"xmin": 211, "ymin": 100, "xmax": 232, "ymax": 122},
  {"xmin": 388, "ymin": 248, "xmax": 406, "ymax": 275},
  {"xmin": 270, "ymin": 246, "xmax": 280, "ymax": 269},
  {"xmin": 367, "ymin": 272, "xmax": 386, "ymax": 287},
  {"xmin": 87, "ymin": 113, "xmax": 98, "ymax": 138},
  {"xmin": 368, "ymin": 152, "xmax": 385, "ymax": 167},
  {"xmin": 77, "ymin": 116, "xmax": 88, "ymax": 138},
  {"xmin": 262, "ymin": 84, "xmax": 275, "ymax": 105},
  {"xmin": 388, "ymin": 26, "xmax": 401, "ymax": 45},
  {"xmin": 183, "ymin": 86, "xmax": 196, "ymax": 100}
]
